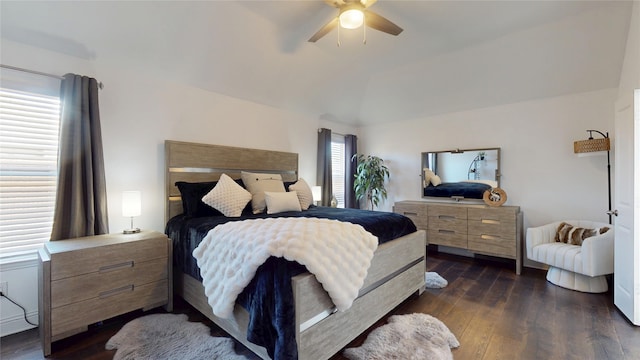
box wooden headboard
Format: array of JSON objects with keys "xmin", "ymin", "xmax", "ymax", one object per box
[{"xmin": 165, "ymin": 140, "xmax": 299, "ymax": 222}]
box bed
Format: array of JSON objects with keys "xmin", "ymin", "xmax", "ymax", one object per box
[{"xmin": 164, "ymin": 140, "xmax": 426, "ymax": 360}]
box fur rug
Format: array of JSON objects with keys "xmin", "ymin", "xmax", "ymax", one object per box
[
  {"xmin": 343, "ymin": 313, "xmax": 459, "ymax": 360},
  {"xmin": 106, "ymin": 313, "xmax": 248, "ymax": 360},
  {"xmin": 425, "ymin": 271, "xmax": 448, "ymax": 288}
]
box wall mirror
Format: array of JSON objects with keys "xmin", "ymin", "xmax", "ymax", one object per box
[{"xmin": 421, "ymin": 147, "xmax": 501, "ymax": 200}]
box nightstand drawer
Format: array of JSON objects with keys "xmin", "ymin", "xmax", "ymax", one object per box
[
  {"xmin": 50, "ymin": 235, "xmax": 167, "ymax": 280},
  {"xmin": 51, "ymin": 280, "xmax": 168, "ymax": 338},
  {"xmin": 51, "ymin": 257, "xmax": 168, "ymax": 308}
]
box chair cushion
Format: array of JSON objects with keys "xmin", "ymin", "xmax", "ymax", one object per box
[{"xmin": 529, "ymin": 242, "xmax": 584, "ymax": 273}]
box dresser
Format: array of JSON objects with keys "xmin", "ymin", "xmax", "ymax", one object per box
[
  {"xmin": 394, "ymin": 201, "xmax": 523, "ymax": 274},
  {"xmin": 38, "ymin": 231, "xmax": 172, "ymax": 356}
]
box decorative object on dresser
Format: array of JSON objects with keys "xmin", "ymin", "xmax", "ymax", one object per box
[
  {"xmin": 121, "ymin": 190, "xmax": 142, "ymax": 234},
  {"xmin": 394, "ymin": 201, "xmax": 523, "ymax": 274},
  {"xmin": 38, "ymin": 231, "xmax": 172, "ymax": 356},
  {"xmin": 482, "ymin": 187, "xmax": 507, "ymax": 207},
  {"xmin": 422, "ymin": 147, "xmax": 500, "ymax": 201},
  {"xmin": 526, "ymin": 220, "xmax": 614, "ymax": 293}
]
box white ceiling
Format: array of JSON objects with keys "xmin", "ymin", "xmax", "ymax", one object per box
[{"xmin": 0, "ymin": 1, "xmax": 633, "ymax": 126}]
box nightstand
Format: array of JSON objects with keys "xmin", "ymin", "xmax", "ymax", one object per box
[{"xmin": 38, "ymin": 231, "xmax": 172, "ymax": 356}]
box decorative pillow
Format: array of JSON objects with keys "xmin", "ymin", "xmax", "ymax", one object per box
[
  {"xmin": 241, "ymin": 171, "xmax": 286, "ymax": 214},
  {"xmin": 201, "ymin": 174, "xmax": 252, "ymax": 217},
  {"xmin": 423, "ymin": 168, "xmax": 435, "ymax": 187},
  {"xmin": 175, "ymin": 181, "xmax": 221, "ymax": 217},
  {"xmin": 264, "ymin": 191, "xmax": 302, "ymax": 214},
  {"xmin": 288, "ymin": 178, "xmax": 314, "ymax": 210},
  {"xmin": 431, "ymin": 174, "xmax": 442, "ymax": 186},
  {"xmin": 555, "ymin": 222, "xmax": 610, "ymax": 246}
]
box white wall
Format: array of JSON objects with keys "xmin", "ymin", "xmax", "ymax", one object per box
[
  {"xmin": 0, "ymin": 39, "xmax": 323, "ymax": 336},
  {"xmin": 358, "ymin": 88, "xmax": 618, "ymax": 232}
]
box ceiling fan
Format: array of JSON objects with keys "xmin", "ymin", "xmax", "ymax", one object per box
[{"xmin": 308, "ymin": 0, "xmax": 403, "ymax": 43}]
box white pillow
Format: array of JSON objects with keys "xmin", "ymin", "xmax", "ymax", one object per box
[
  {"xmin": 201, "ymin": 174, "xmax": 252, "ymax": 217},
  {"xmin": 423, "ymin": 168, "xmax": 435, "ymax": 187},
  {"xmin": 431, "ymin": 174, "xmax": 442, "ymax": 186},
  {"xmin": 264, "ymin": 191, "xmax": 302, "ymax": 214},
  {"xmin": 241, "ymin": 171, "xmax": 286, "ymax": 214},
  {"xmin": 288, "ymin": 178, "xmax": 314, "ymax": 210}
]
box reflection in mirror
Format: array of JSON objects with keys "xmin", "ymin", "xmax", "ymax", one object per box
[{"xmin": 422, "ymin": 148, "xmax": 500, "ymax": 200}]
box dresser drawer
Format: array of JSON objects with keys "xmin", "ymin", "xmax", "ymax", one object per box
[
  {"xmin": 51, "ymin": 280, "xmax": 168, "ymax": 338},
  {"xmin": 50, "ymin": 236, "xmax": 167, "ymax": 280},
  {"xmin": 468, "ymin": 219, "xmax": 516, "ymax": 238},
  {"xmin": 428, "ymin": 229, "xmax": 467, "ymax": 248},
  {"xmin": 428, "ymin": 204, "xmax": 467, "ymax": 220},
  {"xmin": 468, "ymin": 207, "xmax": 516, "ymax": 222},
  {"xmin": 428, "ymin": 216, "xmax": 467, "ymax": 234},
  {"xmin": 51, "ymin": 257, "xmax": 168, "ymax": 308},
  {"xmin": 394, "ymin": 203, "xmax": 428, "ymax": 229},
  {"xmin": 468, "ymin": 234, "xmax": 516, "ymax": 258}
]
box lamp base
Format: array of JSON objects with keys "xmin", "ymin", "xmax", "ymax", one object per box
[{"xmin": 123, "ymin": 228, "xmax": 140, "ymax": 234}]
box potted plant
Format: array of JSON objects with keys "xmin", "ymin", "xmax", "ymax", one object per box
[{"xmin": 352, "ymin": 154, "xmax": 390, "ymax": 211}]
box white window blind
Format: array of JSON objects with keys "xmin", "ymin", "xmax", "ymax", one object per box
[
  {"xmin": 331, "ymin": 136, "xmax": 345, "ymax": 208},
  {"xmin": 0, "ymin": 87, "xmax": 60, "ymax": 261}
]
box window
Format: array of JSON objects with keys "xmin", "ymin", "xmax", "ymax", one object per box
[
  {"xmin": 331, "ymin": 135, "xmax": 345, "ymax": 208},
  {"xmin": 0, "ymin": 72, "xmax": 61, "ymax": 262}
]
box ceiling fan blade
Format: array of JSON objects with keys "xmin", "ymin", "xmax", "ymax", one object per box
[
  {"xmin": 324, "ymin": 0, "xmax": 345, "ymax": 8},
  {"xmin": 365, "ymin": 10, "xmax": 403, "ymax": 36},
  {"xmin": 308, "ymin": 17, "xmax": 339, "ymax": 42},
  {"xmin": 361, "ymin": 0, "xmax": 377, "ymax": 8}
]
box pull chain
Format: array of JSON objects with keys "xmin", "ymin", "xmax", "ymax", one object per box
[
  {"xmin": 337, "ymin": 21, "xmax": 341, "ymax": 47},
  {"xmin": 363, "ymin": 22, "xmax": 367, "ymax": 44}
]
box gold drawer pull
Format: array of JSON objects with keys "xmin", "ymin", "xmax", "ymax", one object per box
[
  {"xmin": 99, "ymin": 285, "xmax": 134, "ymax": 299},
  {"xmin": 482, "ymin": 219, "xmax": 500, "ymax": 225},
  {"xmin": 99, "ymin": 261, "xmax": 134, "ymax": 273},
  {"xmin": 481, "ymin": 234, "xmax": 500, "ymax": 240},
  {"xmin": 403, "ymin": 211, "xmax": 418, "ymax": 216}
]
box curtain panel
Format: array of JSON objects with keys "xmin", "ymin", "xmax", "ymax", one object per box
[
  {"xmin": 344, "ymin": 134, "xmax": 358, "ymax": 209},
  {"xmin": 316, "ymin": 128, "xmax": 332, "ymax": 207},
  {"xmin": 51, "ymin": 74, "xmax": 109, "ymax": 240}
]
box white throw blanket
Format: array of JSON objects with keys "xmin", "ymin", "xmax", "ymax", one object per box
[{"xmin": 192, "ymin": 217, "xmax": 378, "ymax": 319}]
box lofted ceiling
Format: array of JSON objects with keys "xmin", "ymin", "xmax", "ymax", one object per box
[{"xmin": 0, "ymin": 1, "xmax": 633, "ymax": 126}]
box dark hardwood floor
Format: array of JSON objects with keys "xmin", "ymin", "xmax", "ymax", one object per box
[{"xmin": 2, "ymin": 251, "xmax": 639, "ymax": 360}]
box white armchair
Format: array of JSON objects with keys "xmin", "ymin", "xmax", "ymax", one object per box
[{"xmin": 526, "ymin": 220, "xmax": 614, "ymax": 293}]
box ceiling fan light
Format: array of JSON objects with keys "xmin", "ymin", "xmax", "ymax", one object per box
[{"xmin": 339, "ymin": 9, "xmax": 364, "ymax": 29}]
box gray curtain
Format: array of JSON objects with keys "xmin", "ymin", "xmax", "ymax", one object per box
[
  {"xmin": 316, "ymin": 128, "xmax": 332, "ymax": 206},
  {"xmin": 344, "ymin": 134, "xmax": 358, "ymax": 208},
  {"xmin": 51, "ymin": 74, "xmax": 109, "ymax": 240}
]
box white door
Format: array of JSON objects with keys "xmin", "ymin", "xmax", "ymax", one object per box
[{"xmin": 613, "ymin": 89, "xmax": 639, "ymax": 326}]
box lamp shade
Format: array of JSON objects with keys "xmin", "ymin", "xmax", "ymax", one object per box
[
  {"xmin": 311, "ymin": 186, "xmax": 322, "ymax": 202},
  {"xmin": 122, "ymin": 191, "xmax": 141, "ymax": 217},
  {"xmin": 574, "ymin": 137, "xmax": 610, "ymax": 154}
]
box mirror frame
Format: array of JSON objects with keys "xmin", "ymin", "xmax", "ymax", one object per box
[{"xmin": 421, "ymin": 147, "xmax": 501, "ymax": 200}]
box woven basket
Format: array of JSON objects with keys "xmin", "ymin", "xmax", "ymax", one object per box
[{"xmin": 574, "ymin": 138, "xmax": 610, "ymax": 153}]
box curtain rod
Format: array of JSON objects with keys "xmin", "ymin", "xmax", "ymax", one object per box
[{"xmin": 1, "ymin": 64, "xmax": 104, "ymax": 89}]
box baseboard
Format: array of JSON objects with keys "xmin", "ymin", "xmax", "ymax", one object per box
[{"xmin": 0, "ymin": 310, "xmax": 38, "ymax": 337}]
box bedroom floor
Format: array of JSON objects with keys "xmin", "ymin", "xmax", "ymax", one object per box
[{"xmin": 2, "ymin": 251, "xmax": 639, "ymax": 360}]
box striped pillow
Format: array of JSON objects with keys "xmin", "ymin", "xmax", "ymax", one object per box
[{"xmin": 554, "ymin": 222, "xmax": 610, "ymax": 246}]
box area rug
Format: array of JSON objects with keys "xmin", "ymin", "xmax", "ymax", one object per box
[
  {"xmin": 105, "ymin": 313, "xmax": 249, "ymax": 360},
  {"xmin": 343, "ymin": 313, "xmax": 459, "ymax": 360},
  {"xmin": 425, "ymin": 271, "xmax": 448, "ymax": 288}
]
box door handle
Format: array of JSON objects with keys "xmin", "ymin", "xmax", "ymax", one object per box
[{"xmin": 606, "ymin": 209, "xmax": 618, "ymax": 216}]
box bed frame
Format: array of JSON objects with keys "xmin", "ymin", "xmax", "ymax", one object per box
[{"xmin": 165, "ymin": 140, "xmax": 426, "ymax": 359}]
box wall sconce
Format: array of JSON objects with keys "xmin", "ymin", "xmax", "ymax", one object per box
[
  {"xmin": 122, "ymin": 190, "xmax": 141, "ymax": 234},
  {"xmin": 573, "ymin": 129, "xmax": 612, "ymax": 224},
  {"xmin": 311, "ymin": 186, "xmax": 322, "ymax": 206}
]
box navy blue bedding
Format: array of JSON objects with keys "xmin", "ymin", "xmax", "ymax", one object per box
[
  {"xmin": 423, "ymin": 181, "xmax": 491, "ymax": 199},
  {"xmin": 165, "ymin": 206, "xmax": 416, "ymax": 360}
]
